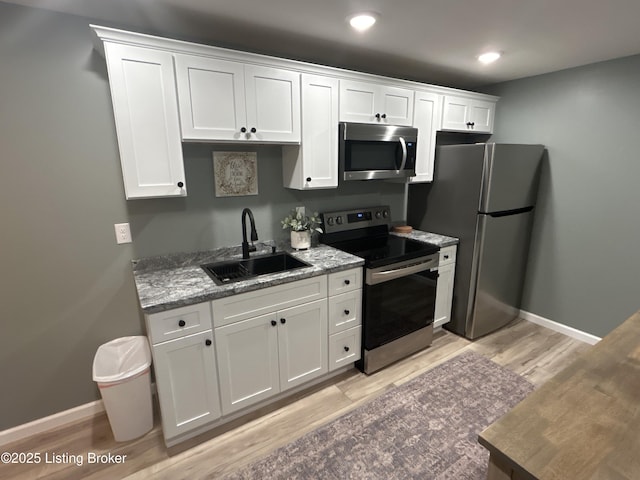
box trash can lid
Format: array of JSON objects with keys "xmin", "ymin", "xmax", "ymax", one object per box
[{"xmin": 92, "ymin": 336, "xmax": 151, "ymax": 383}]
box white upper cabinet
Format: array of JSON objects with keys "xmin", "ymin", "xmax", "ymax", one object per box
[
  {"xmin": 175, "ymin": 54, "xmax": 301, "ymax": 143},
  {"xmin": 339, "ymin": 80, "xmax": 414, "ymax": 126},
  {"xmin": 103, "ymin": 42, "xmax": 186, "ymax": 199},
  {"xmin": 283, "ymin": 74, "xmax": 339, "ymax": 189},
  {"xmin": 441, "ymin": 95, "xmax": 495, "ymax": 133},
  {"xmin": 410, "ymin": 90, "xmax": 442, "ymax": 183}
]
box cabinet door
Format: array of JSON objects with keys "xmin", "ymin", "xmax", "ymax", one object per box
[
  {"xmin": 215, "ymin": 313, "xmax": 280, "ymax": 415},
  {"xmin": 339, "ymin": 80, "xmax": 413, "ymax": 125},
  {"xmin": 152, "ymin": 330, "xmax": 221, "ymax": 440},
  {"xmin": 277, "ymin": 299, "xmax": 328, "ymax": 391},
  {"xmin": 244, "ymin": 65, "xmax": 300, "ymax": 143},
  {"xmin": 469, "ymin": 99, "xmax": 494, "ymax": 133},
  {"xmin": 339, "ymin": 79, "xmax": 378, "ymax": 123},
  {"xmin": 441, "ymin": 95, "xmax": 472, "ymax": 131},
  {"xmin": 174, "ymin": 55, "xmax": 247, "ymax": 141},
  {"xmin": 103, "ymin": 43, "xmax": 185, "ymax": 199},
  {"xmin": 434, "ymin": 262, "xmax": 455, "ymax": 328},
  {"xmin": 378, "ymin": 85, "xmax": 414, "ymax": 126},
  {"xmin": 282, "ymin": 74, "xmax": 339, "ymax": 189},
  {"xmin": 410, "ymin": 91, "xmax": 441, "ymax": 183}
]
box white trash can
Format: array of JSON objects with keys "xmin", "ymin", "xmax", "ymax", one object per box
[{"xmin": 92, "ymin": 336, "xmax": 153, "ymax": 442}]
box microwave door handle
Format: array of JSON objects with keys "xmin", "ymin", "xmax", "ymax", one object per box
[{"xmin": 397, "ymin": 136, "xmax": 407, "ymax": 172}]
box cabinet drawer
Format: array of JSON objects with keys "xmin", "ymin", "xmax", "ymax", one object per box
[
  {"xmin": 329, "ymin": 326, "xmax": 361, "ymax": 371},
  {"xmin": 145, "ymin": 302, "xmax": 212, "ymax": 345},
  {"xmin": 328, "ymin": 268, "xmax": 362, "ymax": 296},
  {"xmin": 328, "ymin": 289, "xmax": 362, "ymax": 335},
  {"xmin": 212, "ymin": 275, "xmax": 327, "ymax": 328},
  {"xmin": 439, "ymin": 245, "xmax": 457, "ymax": 266}
]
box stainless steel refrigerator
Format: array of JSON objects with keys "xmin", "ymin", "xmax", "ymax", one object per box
[{"xmin": 407, "ymin": 143, "xmax": 545, "ymax": 339}]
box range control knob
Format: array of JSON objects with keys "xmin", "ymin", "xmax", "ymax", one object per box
[
  {"xmin": 382, "ymin": 210, "xmax": 389, "ymax": 218},
  {"xmin": 336, "ymin": 216, "xmax": 343, "ymax": 225},
  {"xmin": 375, "ymin": 211, "xmax": 382, "ymax": 219},
  {"xmin": 326, "ymin": 217, "xmax": 334, "ymax": 226}
]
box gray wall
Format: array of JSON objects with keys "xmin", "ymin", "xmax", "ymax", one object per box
[
  {"xmin": 0, "ymin": 3, "xmax": 404, "ymax": 431},
  {"xmin": 483, "ymin": 55, "xmax": 640, "ymax": 338}
]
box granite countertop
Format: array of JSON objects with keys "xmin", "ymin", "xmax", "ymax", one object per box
[
  {"xmin": 133, "ymin": 241, "xmax": 364, "ymax": 314},
  {"xmin": 391, "ymin": 229, "xmax": 459, "ymax": 247},
  {"xmin": 133, "ymin": 230, "xmax": 458, "ymax": 315}
]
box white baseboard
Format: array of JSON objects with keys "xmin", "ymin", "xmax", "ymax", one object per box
[
  {"xmin": 520, "ymin": 310, "xmax": 601, "ymax": 345},
  {"xmin": 0, "ymin": 400, "xmax": 105, "ymax": 447}
]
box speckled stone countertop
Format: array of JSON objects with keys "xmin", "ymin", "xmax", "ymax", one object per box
[
  {"xmin": 390, "ymin": 229, "xmax": 459, "ymax": 247},
  {"xmin": 132, "ymin": 240, "xmax": 364, "ymax": 314},
  {"xmin": 133, "ymin": 230, "xmax": 457, "ymax": 314}
]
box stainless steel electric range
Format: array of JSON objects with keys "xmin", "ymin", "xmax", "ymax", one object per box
[{"xmin": 321, "ymin": 206, "xmax": 440, "ymax": 374}]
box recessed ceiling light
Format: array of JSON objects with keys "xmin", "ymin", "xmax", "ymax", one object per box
[
  {"xmin": 478, "ymin": 51, "xmax": 502, "ymax": 64},
  {"xmin": 348, "ymin": 13, "xmax": 377, "ymax": 32}
]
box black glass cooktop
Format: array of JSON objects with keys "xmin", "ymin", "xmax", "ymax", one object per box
[{"xmin": 327, "ymin": 234, "xmax": 439, "ymax": 269}]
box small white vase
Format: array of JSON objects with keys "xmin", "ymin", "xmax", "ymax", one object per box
[{"xmin": 290, "ymin": 230, "xmax": 311, "ymax": 250}]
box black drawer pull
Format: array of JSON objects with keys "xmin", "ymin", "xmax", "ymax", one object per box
[
  {"xmin": 344, "ymin": 346, "xmax": 350, "ymax": 352},
  {"xmin": 344, "ymin": 309, "xmax": 350, "ymax": 315},
  {"xmin": 205, "ymin": 339, "xmax": 212, "ymax": 346},
  {"xmin": 344, "ymin": 279, "xmax": 350, "ymax": 285},
  {"xmin": 178, "ymin": 320, "xmax": 186, "ymax": 327},
  {"xmin": 280, "ymin": 318, "xmax": 286, "ymax": 324},
  {"xmin": 271, "ymin": 320, "xmax": 277, "ymax": 326}
]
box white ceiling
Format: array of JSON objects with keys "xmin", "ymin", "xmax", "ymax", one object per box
[{"xmin": 6, "ymin": 0, "xmax": 640, "ymax": 89}]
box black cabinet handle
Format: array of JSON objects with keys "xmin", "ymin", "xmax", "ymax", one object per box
[
  {"xmin": 177, "ymin": 181, "xmax": 184, "ymax": 188},
  {"xmin": 344, "ymin": 309, "xmax": 350, "ymax": 315},
  {"xmin": 250, "ymin": 127, "xmax": 257, "ymax": 133},
  {"xmin": 306, "ymin": 177, "xmax": 312, "ymax": 182},
  {"xmin": 280, "ymin": 318, "xmax": 286, "ymax": 324},
  {"xmin": 444, "ymin": 255, "xmax": 449, "ymax": 260},
  {"xmin": 178, "ymin": 320, "xmax": 186, "ymax": 327},
  {"xmin": 240, "ymin": 127, "xmax": 247, "ymax": 133},
  {"xmin": 344, "ymin": 346, "xmax": 350, "ymax": 352},
  {"xmin": 271, "ymin": 320, "xmax": 277, "ymax": 326},
  {"xmin": 375, "ymin": 113, "xmax": 381, "ymax": 119},
  {"xmin": 381, "ymin": 113, "xmax": 386, "ymax": 119},
  {"xmin": 205, "ymin": 339, "xmax": 212, "ymax": 346},
  {"xmin": 344, "ymin": 279, "xmax": 350, "ymax": 285}
]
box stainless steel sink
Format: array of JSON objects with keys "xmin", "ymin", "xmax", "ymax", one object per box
[{"xmin": 202, "ymin": 252, "xmax": 310, "ymax": 285}]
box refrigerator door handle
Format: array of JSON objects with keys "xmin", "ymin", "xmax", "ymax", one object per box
[{"xmin": 486, "ymin": 206, "xmax": 534, "ymax": 217}]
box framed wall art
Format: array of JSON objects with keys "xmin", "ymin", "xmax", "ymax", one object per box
[{"xmin": 213, "ymin": 151, "xmax": 258, "ymax": 197}]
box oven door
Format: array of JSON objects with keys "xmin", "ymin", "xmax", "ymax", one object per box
[{"xmin": 363, "ymin": 256, "xmax": 438, "ymax": 351}]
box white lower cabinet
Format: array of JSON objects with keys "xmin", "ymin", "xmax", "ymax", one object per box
[
  {"xmin": 147, "ymin": 272, "xmax": 363, "ymax": 445},
  {"xmin": 215, "ymin": 299, "xmax": 328, "ymax": 415},
  {"xmin": 434, "ymin": 245, "xmax": 457, "ymax": 328},
  {"xmin": 145, "ymin": 304, "xmax": 221, "ymax": 442},
  {"xmin": 327, "ymin": 268, "xmax": 362, "ymax": 371}
]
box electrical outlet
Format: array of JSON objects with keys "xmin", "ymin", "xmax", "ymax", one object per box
[{"xmin": 114, "ymin": 223, "xmax": 132, "ymax": 244}]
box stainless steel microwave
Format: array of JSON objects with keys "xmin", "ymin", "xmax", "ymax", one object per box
[{"xmin": 339, "ymin": 122, "xmax": 418, "ymax": 181}]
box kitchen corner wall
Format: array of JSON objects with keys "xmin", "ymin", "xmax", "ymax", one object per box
[
  {"xmin": 0, "ymin": 3, "xmax": 404, "ymax": 431},
  {"xmin": 483, "ymin": 54, "xmax": 640, "ymax": 338}
]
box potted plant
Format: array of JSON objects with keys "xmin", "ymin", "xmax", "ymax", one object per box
[{"xmin": 281, "ymin": 208, "xmax": 323, "ymax": 250}]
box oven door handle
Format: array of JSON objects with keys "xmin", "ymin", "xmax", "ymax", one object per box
[{"xmin": 367, "ymin": 258, "xmax": 436, "ymax": 285}]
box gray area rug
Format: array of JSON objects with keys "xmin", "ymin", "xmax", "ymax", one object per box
[{"xmin": 224, "ymin": 351, "xmax": 534, "ymax": 480}]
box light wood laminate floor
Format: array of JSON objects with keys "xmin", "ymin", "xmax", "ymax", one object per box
[{"xmin": 0, "ymin": 319, "xmax": 591, "ymax": 480}]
